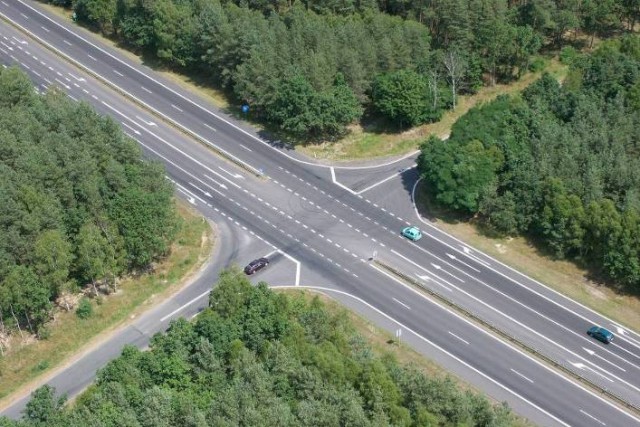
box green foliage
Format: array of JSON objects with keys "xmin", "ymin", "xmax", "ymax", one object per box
[
  {"xmin": 0, "ymin": 67, "xmax": 178, "ymax": 334},
  {"xmin": 75, "ymin": 298, "xmax": 93, "ymax": 319},
  {"xmin": 372, "ymin": 70, "xmax": 443, "ymax": 127},
  {"xmin": 8, "ymin": 271, "xmax": 518, "ymax": 426},
  {"xmin": 417, "ymin": 37, "xmax": 640, "ymax": 290}
]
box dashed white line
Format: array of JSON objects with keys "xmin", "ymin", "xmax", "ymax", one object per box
[
  {"xmin": 580, "ymin": 410, "xmax": 606, "ymax": 425},
  {"xmin": 141, "ymin": 85, "xmax": 152, "ymax": 93},
  {"xmin": 62, "ymin": 39, "xmax": 72, "ymax": 46},
  {"xmin": 510, "ymin": 368, "xmax": 534, "ymax": 384},
  {"xmin": 171, "ymin": 104, "xmax": 183, "ymax": 112},
  {"xmin": 448, "ymin": 331, "xmax": 470, "ymax": 344},
  {"xmin": 393, "ymin": 298, "xmax": 411, "ymax": 310}
]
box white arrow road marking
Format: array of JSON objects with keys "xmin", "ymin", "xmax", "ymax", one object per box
[
  {"xmin": 583, "ymin": 347, "xmax": 626, "ymax": 372},
  {"xmin": 580, "ymin": 410, "xmax": 606, "ymax": 426},
  {"xmin": 135, "ymin": 115, "xmax": 156, "ymax": 126},
  {"xmin": 1, "ymin": 41, "xmax": 13, "ymax": 51},
  {"xmin": 121, "ymin": 122, "xmax": 140, "ymax": 135},
  {"xmin": 176, "ymin": 188, "xmax": 196, "ymax": 205},
  {"xmin": 392, "ymin": 298, "xmax": 411, "ymax": 310},
  {"xmin": 446, "ymin": 253, "xmax": 480, "ymax": 272},
  {"xmin": 188, "ymin": 182, "xmax": 212, "ymax": 198},
  {"xmin": 448, "ymin": 331, "xmax": 469, "ymax": 345},
  {"xmin": 461, "ymin": 246, "xmax": 491, "ymax": 267},
  {"xmin": 68, "ymin": 73, "xmax": 85, "ymax": 82},
  {"xmin": 203, "ymin": 174, "xmax": 228, "ymax": 190},
  {"xmin": 12, "ymin": 36, "xmax": 27, "ymax": 45},
  {"xmin": 416, "ymin": 274, "xmax": 452, "ymax": 292},
  {"xmin": 510, "ymin": 369, "xmax": 534, "ymax": 384},
  {"xmin": 431, "ymin": 263, "xmax": 464, "ymax": 282},
  {"xmin": 570, "ymin": 362, "xmax": 614, "ymax": 383},
  {"xmin": 218, "ymin": 166, "xmax": 244, "ymax": 179}
]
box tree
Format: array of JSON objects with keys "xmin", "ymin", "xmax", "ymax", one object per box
[
  {"xmin": 371, "ymin": 70, "xmax": 430, "ymax": 127},
  {"xmin": 443, "ymin": 49, "xmax": 467, "ymax": 109},
  {"xmin": 33, "ymin": 229, "xmax": 74, "ymax": 297},
  {"xmin": 76, "ymin": 222, "xmax": 113, "ymax": 295},
  {"xmin": 23, "ymin": 385, "xmax": 66, "ymax": 424}
]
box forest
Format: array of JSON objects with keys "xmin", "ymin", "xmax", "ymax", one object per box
[
  {"xmin": 46, "ymin": 0, "xmax": 640, "ymax": 139},
  {"xmin": 417, "ymin": 35, "xmax": 640, "ymax": 290},
  {"xmin": 0, "ymin": 67, "xmax": 178, "ymax": 338},
  {"xmin": 0, "ymin": 270, "xmax": 518, "ymax": 427}
]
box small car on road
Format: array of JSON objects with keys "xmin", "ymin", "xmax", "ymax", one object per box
[
  {"xmin": 401, "ymin": 226, "xmax": 422, "ymax": 241},
  {"xmin": 587, "ymin": 326, "xmax": 614, "ymax": 344},
  {"xmin": 244, "ymin": 257, "xmax": 269, "ymax": 275}
]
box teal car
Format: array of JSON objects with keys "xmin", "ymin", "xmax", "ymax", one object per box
[
  {"xmin": 401, "ymin": 226, "xmax": 422, "ymax": 241},
  {"xmin": 587, "ymin": 326, "xmax": 614, "ymax": 344}
]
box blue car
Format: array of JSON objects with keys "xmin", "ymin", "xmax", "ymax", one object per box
[
  {"xmin": 587, "ymin": 326, "xmax": 614, "ymax": 344},
  {"xmin": 401, "ymin": 226, "xmax": 422, "ymax": 241}
]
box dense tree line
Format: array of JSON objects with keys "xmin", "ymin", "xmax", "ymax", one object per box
[
  {"xmin": 0, "ymin": 67, "xmax": 178, "ymax": 337},
  {"xmin": 44, "ymin": 0, "xmax": 638, "ymax": 138},
  {"xmin": 2, "ymin": 270, "xmax": 517, "ymax": 426},
  {"xmin": 418, "ymin": 36, "xmax": 640, "ymax": 290}
]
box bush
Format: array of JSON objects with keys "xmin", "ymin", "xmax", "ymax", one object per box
[
  {"xmin": 76, "ymin": 298, "xmax": 93, "ymax": 319},
  {"xmin": 559, "ymin": 46, "xmax": 578, "ymax": 65},
  {"xmin": 528, "ymin": 56, "xmax": 546, "ymax": 72}
]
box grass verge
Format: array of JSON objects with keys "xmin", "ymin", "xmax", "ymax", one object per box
[
  {"xmin": 299, "ymin": 58, "xmax": 568, "ymax": 162},
  {"xmin": 280, "ymin": 289, "xmax": 533, "ymax": 426},
  {"xmin": 415, "ymin": 185, "xmax": 640, "ymax": 333},
  {"xmin": 0, "ymin": 200, "xmax": 214, "ymax": 404}
]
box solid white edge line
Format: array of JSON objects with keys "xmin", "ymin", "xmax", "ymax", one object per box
[{"xmin": 159, "ymin": 289, "xmax": 210, "ymax": 323}]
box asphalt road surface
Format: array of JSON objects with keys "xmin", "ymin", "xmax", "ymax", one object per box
[{"xmin": 0, "ymin": 2, "xmax": 639, "ymax": 425}]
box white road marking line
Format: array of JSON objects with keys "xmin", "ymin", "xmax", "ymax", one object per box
[
  {"xmin": 141, "ymin": 85, "xmax": 152, "ymax": 93},
  {"xmin": 40, "ymin": 26, "xmax": 49, "ymax": 33},
  {"xmin": 392, "ymin": 298, "xmax": 411, "ymax": 310},
  {"xmin": 510, "ymin": 368, "xmax": 534, "ymax": 384},
  {"xmin": 448, "ymin": 331, "xmax": 469, "ymax": 345},
  {"xmin": 113, "ymin": 69, "xmax": 124, "ymax": 77},
  {"xmin": 203, "ymin": 123, "xmax": 217, "ymax": 132},
  {"xmin": 62, "ymin": 39, "xmax": 72, "ymax": 46},
  {"xmin": 171, "ymin": 104, "xmax": 183, "ymax": 112},
  {"xmin": 160, "ymin": 289, "xmax": 210, "ymax": 322},
  {"xmin": 580, "ymin": 410, "xmax": 606, "ymax": 426},
  {"xmin": 87, "ymin": 54, "xmax": 97, "ymax": 61}
]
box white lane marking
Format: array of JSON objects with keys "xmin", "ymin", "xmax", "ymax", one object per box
[
  {"xmin": 218, "ymin": 167, "xmax": 243, "ymax": 179},
  {"xmin": 430, "ymin": 262, "xmax": 464, "ymax": 282},
  {"xmin": 62, "ymin": 39, "xmax": 72, "ymax": 46},
  {"xmin": 510, "ymin": 368, "xmax": 534, "ymax": 384},
  {"xmin": 87, "ymin": 54, "xmax": 96, "ymax": 61},
  {"xmin": 356, "ymin": 165, "xmax": 418, "ymax": 195},
  {"xmin": 569, "ymin": 362, "xmax": 614, "ymax": 383},
  {"xmin": 113, "ymin": 69, "xmax": 124, "ymax": 77},
  {"xmin": 135, "ymin": 116, "xmax": 156, "ymax": 126},
  {"xmin": 391, "ymin": 298, "xmax": 411, "ymax": 310},
  {"xmin": 171, "ymin": 103, "xmax": 183, "ymax": 112},
  {"xmin": 583, "ymin": 347, "xmax": 626, "ymax": 372},
  {"xmin": 68, "ymin": 73, "xmax": 85, "ymax": 82},
  {"xmin": 277, "ymin": 249, "xmax": 301, "ymax": 286},
  {"xmin": 461, "ymin": 246, "xmax": 491, "ymax": 267},
  {"xmin": 121, "ymin": 121, "xmax": 140, "ymax": 135},
  {"xmin": 580, "ymin": 409, "xmax": 606, "ymax": 426},
  {"xmin": 203, "ymin": 174, "xmax": 228, "ymax": 190},
  {"xmin": 67, "ymin": 94, "xmax": 77, "ymax": 101},
  {"xmin": 20, "ymin": 13, "xmax": 29, "ymax": 20},
  {"xmin": 448, "ymin": 331, "xmax": 469, "ymax": 345},
  {"xmin": 141, "ymin": 85, "xmax": 152, "ymax": 93},
  {"xmin": 203, "ymin": 123, "xmax": 217, "ymax": 132},
  {"xmin": 416, "ymin": 273, "xmax": 452, "ymax": 292},
  {"xmin": 40, "ymin": 26, "xmax": 50, "ymax": 33},
  {"xmin": 160, "ymin": 289, "xmax": 209, "ymax": 322},
  {"xmin": 188, "ymin": 182, "xmax": 212, "ymax": 198},
  {"xmin": 445, "ymin": 252, "xmax": 481, "ymax": 272},
  {"xmin": 53, "ymin": 78, "xmax": 69, "ymax": 89}
]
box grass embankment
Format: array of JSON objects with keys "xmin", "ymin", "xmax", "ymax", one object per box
[
  {"xmin": 0, "ymin": 201, "xmax": 214, "ymax": 404},
  {"xmin": 282, "ymin": 289, "xmax": 533, "ymax": 427}
]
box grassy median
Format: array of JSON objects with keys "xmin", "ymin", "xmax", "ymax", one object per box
[{"xmin": 0, "ymin": 201, "xmax": 214, "ymax": 404}]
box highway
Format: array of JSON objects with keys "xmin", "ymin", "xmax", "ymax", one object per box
[{"xmin": 0, "ymin": 1, "xmax": 639, "ymax": 425}]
